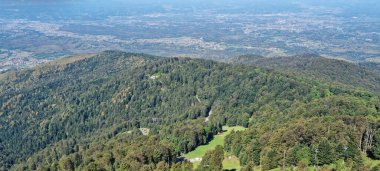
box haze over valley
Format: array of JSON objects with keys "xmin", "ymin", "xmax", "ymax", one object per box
[{"xmin": 1, "ymin": 0, "xmax": 380, "ymax": 71}]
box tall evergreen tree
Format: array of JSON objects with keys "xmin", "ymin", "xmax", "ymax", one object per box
[
  {"xmin": 252, "ymin": 141, "xmax": 261, "ymax": 166},
  {"xmin": 198, "ymin": 145, "xmax": 224, "ymax": 171},
  {"xmin": 317, "ymin": 140, "xmax": 335, "ymax": 165},
  {"xmin": 372, "ymin": 130, "xmax": 380, "ymax": 159}
]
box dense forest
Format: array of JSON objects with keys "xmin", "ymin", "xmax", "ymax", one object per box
[
  {"xmin": 1, "ymin": 51, "xmax": 380, "ymax": 170},
  {"xmin": 360, "ymin": 62, "xmax": 380, "ymax": 73},
  {"xmin": 233, "ymin": 54, "xmax": 380, "ymax": 93}
]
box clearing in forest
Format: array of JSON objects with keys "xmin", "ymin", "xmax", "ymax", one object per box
[{"xmin": 184, "ymin": 126, "xmax": 246, "ymax": 170}]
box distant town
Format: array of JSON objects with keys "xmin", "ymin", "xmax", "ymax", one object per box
[{"xmin": 1, "ymin": 2, "xmax": 380, "ymax": 71}]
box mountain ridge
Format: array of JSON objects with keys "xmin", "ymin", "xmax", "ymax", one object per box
[{"xmin": 232, "ymin": 54, "xmax": 380, "ymax": 93}]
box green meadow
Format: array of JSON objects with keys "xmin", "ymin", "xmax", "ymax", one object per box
[{"xmin": 184, "ymin": 126, "xmax": 246, "ymax": 170}]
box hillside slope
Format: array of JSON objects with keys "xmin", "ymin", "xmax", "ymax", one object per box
[
  {"xmin": 360, "ymin": 61, "xmax": 380, "ymax": 73},
  {"xmin": 0, "ymin": 51, "xmax": 380, "ymax": 170},
  {"xmin": 233, "ymin": 55, "xmax": 380, "ymax": 93}
]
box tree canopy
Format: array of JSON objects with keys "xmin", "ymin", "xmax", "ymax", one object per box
[{"xmin": 0, "ymin": 51, "xmax": 380, "ymax": 170}]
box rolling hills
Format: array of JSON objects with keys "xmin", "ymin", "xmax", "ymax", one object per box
[
  {"xmin": 1, "ymin": 51, "xmax": 380, "ymax": 170},
  {"xmin": 232, "ymin": 54, "xmax": 380, "ymax": 93}
]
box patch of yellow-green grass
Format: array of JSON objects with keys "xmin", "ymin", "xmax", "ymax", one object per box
[
  {"xmin": 152, "ymin": 73, "xmax": 162, "ymax": 78},
  {"xmin": 268, "ymin": 166, "xmax": 313, "ymax": 171},
  {"xmin": 185, "ymin": 126, "xmax": 246, "ymax": 170},
  {"xmin": 192, "ymin": 155, "xmax": 242, "ymax": 170},
  {"xmin": 223, "ymin": 155, "xmax": 241, "ymax": 171},
  {"xmin": 192, "ymin": 161, "xmax": 201, "ymax": 169},
  {"xmin": 364, "ymin": 154, "xmax": 380, "ymax": 168},
  {"xmin": 223, "ymin": 125, "xmax": 246, "ymax": 132},
  {"xmin": 139, "ymin": 128, "xmax": 150, "ymax": 135},
  {"xmin": 184, "ymin": 126, "xmax": 246, "ymax": 159}
]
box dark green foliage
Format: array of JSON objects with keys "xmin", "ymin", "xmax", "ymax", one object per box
[
  {"xmin": 171, "ymin": 162, "xmax": 193, "ymax": 171},
  {"xmin": 155, "ymin": 161, "xmax": 170, "ymax": 171},
  {"xmin": 261, "ymin": 148, "xmax": 279, "ymax": 170},
  {"xmin": 372, "ymin": 130, "xmax": 380, "ymax": 159},
  {"xmin": 336, "ymin": 143, "xmax": 348, "ymax": 160},
  {"xmin": 198, "ymin": 145, "xmax": 224, "ymax": 171},
  {"xmin": 252, "ymin": 141, "xmax": 261, "ymax": 166},
  {"xmin": 1, "ymin": 51, "xmax": 380, "ymax": 170},
  {"xmin": 289, "ymin": 144, "xmax": 311, "ymax": 166},
  {"xmin": 316, "ymin": 140, "xmax": 335, "ymax": 165},
  {"xmin": 58, "ymin": 156, "xmax": 74, "ymax": 171},
  {"xmin": 234, "ymin": 55, "xmax": 380, "ymax": 93},
  {"xmin": 242, "ymin": 162, "xmax": 254, "ymax": 171},
  {"xmin": 226, "ymin": 115, "xmax": 375, "ymax": 169},
  {"xmin": 360, "ymin": 62, "xmax": 380, "ymax": 73},
  {"xmin": 372, "ymin": 163, "xmax": 380, "ymax": 171},
  {"xmin": 346, "ymin": 136, "xmax": 362, "ymax": 163}
]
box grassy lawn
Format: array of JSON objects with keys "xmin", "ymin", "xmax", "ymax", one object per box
[
  {"xmin": 184, "ymin": 126, "xmax": 246, "ymax": 170},
  {"xmin": 192, "ymin": 161, "xmax": 201, "ymax": 169},
  {"xmin": 184, "ymin": 126, "xmax": 246, "ymax": 159},
  {"xmin": 193, "ymin": 155, "xmax": 242, "ymax": 170},
  {"xmin": 223, "ymin": 155, "xmax": 242, "ymax": 170}
]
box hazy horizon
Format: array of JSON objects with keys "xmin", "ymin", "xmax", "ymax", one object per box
[{"xmin": 1, "ymin": 0, "xmax": 380, "ymax": 71}]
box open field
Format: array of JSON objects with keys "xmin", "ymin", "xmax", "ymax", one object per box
[
  {"xmin": 184, "ymin": 126, "xmax": 246, "ymax": 159},
  {"xmin": 223, "ymin": 155, "xmax": 242, "ymax": 171},
  {"xmin": 184, "ymin": 126, "xmax": 246, "ymax": 170}
]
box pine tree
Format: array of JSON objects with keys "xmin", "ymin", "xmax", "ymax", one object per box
[
  {"xmin": 199, "ymin": 145, "xmax": 224, "ymax": 171},
  {"xmin": 336, "ymin": 143, "xmax": 346, "ymax": 160},
  {"xmin": 291, "ymin": 144, "xmax": 311, "ymax": 166},
  {"xmin": 242, "ymin": 162, "xmax": 255, "ymax": 171},
  {"xmin": 59, "ymin": 156, "xmax": 74, "ymax": 171},
  {"xmin": 261, "ymin": 148, "xmax": 278, "ymax": 170},
  {"xmin": 346, "ymin": 135, "xmax": 362, "ymax": 163},
  {"xmin": 155, "ymin": 161, "xmax": 170, "ymax": 171},
  {"xmin": 252, "ymin": 141, "xmax": 261, "ymax": 166},
  {"xmin": 335, "ymin": 159, "xmax": 345, "ymax": 171},
  {"xmin": 317, "ymin": 140, "xmax": 335, "ymax": 165},
  {"xmin": 372, "ymin": 130, "xmax": 380, "ymax": 159}
]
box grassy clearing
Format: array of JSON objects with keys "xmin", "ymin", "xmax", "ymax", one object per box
[
  {"xmin": 184, "ymin": 126, "xmax": 245, "ymax": 159},
  {"xmin": 192, "ymin": 155, "xmax": 242, "ymax": 170},
  {"xmin": 192, "ymin": 161, "xmax": 201, "ymax": 169},
  {"xmin": 139, "ymin": 128, "xmax": 150, "ymax": 135},
  {"xmin": 223, "ymin": 155, "xmax": 242, "ymax": 170},
  {"xmin": 184, "ymin": 126, "xmax": 246, "ymax": 170},
  {"xmin": 364, "ymin": 155, "xmax": 380, "ymax": 168}
]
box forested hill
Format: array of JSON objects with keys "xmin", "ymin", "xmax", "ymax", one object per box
[
  {"xmin": 0, "ymin": 51, "xmax": 380, "ymax": 170},
  {"xmin": 360, "ymin": 62, "xmax": 380, "ymax": 73},
  {"xmin": 232, "ymin": 55, "xmax": 380, "ymax": 93}
]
